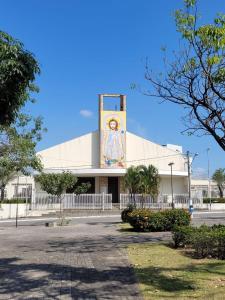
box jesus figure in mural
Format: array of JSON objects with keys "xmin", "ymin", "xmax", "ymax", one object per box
[{"xmin": 103, "ymin": 118, "xmax": 125, "ymax": 167}]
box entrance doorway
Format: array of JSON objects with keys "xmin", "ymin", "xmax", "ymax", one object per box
[{"xmin": 108, "ymin": 177, "xmax": 119, "ymax": 203}]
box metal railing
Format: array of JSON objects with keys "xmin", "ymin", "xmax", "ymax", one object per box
[
  {"xmin": 31, "ymin": 192, "xmax": 203, "ymax": 211},
  {"xmin": 32, "ymin": 193, "xmax": 113, "ymax": 211},
  {"xmin": 120, "ymin": 193, "xmax": 203, "ymax": 210}
]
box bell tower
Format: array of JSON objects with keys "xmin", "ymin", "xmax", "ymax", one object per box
[{"xmin": 98, "ymin": 94, "xmax": 126, "ymax": 168}]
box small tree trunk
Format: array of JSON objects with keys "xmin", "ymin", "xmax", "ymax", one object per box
[
  {"xmin": 218, "ymin": 185, "xmax": 224, "ymax": 198},
  {"xmin": 0, "ymin": 185, "xmax": 5, "ymax": 202}
]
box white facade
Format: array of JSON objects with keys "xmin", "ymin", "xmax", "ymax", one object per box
[
  {"xmin": 3, "ymin": 94, "xmax": 190, "ymax": 202},
  {"xmin": 191, "ymin": 179, "xmax": 222, "ymax": 198},
  {"xmin": 3, "ymin": 175, "xmax": 34, "ymax": 200},
  {"xmin": 36, "ymin": 130, "xmax": 188, "ymax": 198}
]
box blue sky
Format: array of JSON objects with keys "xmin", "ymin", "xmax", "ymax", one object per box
[{"xmin": 0, "ymin": 0, "xmax": 224, "ymax": 176}]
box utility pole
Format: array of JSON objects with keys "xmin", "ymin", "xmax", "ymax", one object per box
[
  {"xmin": 186, "ymin": 151, "xmax": 192, "ymax": 210},
  {"xmin": 207, "ymin": 148, "xmax": 211, "ymax": 210},
  {"xmin": 186, "ymin": 151, "xmax": 198, "ymax": 217},
  {"xmin": 168, "ymin": 162, "xmax": 174, "ymax": 209},
  {"xmin": 15, "ymin": 172, "xmax": 19, "ymax": 228}
]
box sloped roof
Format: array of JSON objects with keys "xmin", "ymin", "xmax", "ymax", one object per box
[{"xmin": 37, "ymin": 131, "xmax": 187, "ymax": 173}]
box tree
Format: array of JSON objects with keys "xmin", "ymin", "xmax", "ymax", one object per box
[
  {"xmin": 124, "ymin": 166, "xmax": 142, "ymax": 203},
  {"xmin": 142, "ymin": 0, "xmax": 225, "ymax": 150},
  {"xmin": 124, "ymin": 165, "xmax": 160, "ymax": 205},
  {"xmin": 67, "ymin": 182, "xmax": 91, "ymax": 195},
  {"xmin": 0, "ymin": 31, "xmax": 40, "ymax": 125},
  {"xmin": 35, "ymin": 172, "xmax": 77, "ymax": 198},
  {"xmin": 212, "ymin": 168, "xmax": 225, "ymax": 198},
  {"xmin": 35, "ymin": 172, "xmax": 78, "ymax": 223},
  {"xmin": 0, "ymin": 161, "xmax": 16, "ymax": 201},
  {"xmin": 0, "ymin": 115, "xmax": 44, "ymax": 201},
  {"xmin": 139, "ymin": 165, "xmax": 160, "ymax": 198}
]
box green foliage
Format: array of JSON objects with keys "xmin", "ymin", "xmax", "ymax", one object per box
[
  {"xmin": 0, "ymin": 31, "xmax": 40, "ymax": 125},
  {"xmin": 139, "ymin": 165, "xmax": 160, "ymax": 197},
  {"xmin": 212, "ymin": 168, "xmax": 225, "ymax": 198},
  {"xmin": 121, "ymin": 204, "xmax": 136, "ymax": 223},
  {"xmin": 124, "ymin": 165, "xmax": 160, "ymax": 198},
  {"xmin": 1, "ymin": 198, "xmax": 31, "ymax": 204},
  {"xmin": 35, "ymin": 172, "xmax": 77, "ymax": 197},
  {"xmin": 203, "ymin": 198, "xmax": 225, "ymax": 204},
  {"xmin": 125, "ymin": 208, "xmax": 190, "ymax": 232},
  {"xmin": 72, "ymin": 182, "xmax": 91, "ymax": 195},
  {"xmin": 124, "ymin": 166, "xmax": 142, "ymax": 195},
  {"xmin": 0, "ymin": 31, "xmax": 45, "ymax": 202},
  {"xmin": 172, "ymin": 224, "xmax": 225, "ymax": 259},
  {"xmin": 172, "ymin": 225, "xmax": 197, "ymax": 248},
  {"xmin": 0, "ymin": 116, "xmax": 45, "ymax": 201},
  {"xmin": 145, "ymin": 0, "xmax": 225, "ymax": 150}
]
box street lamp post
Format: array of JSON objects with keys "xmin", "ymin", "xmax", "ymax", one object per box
[
  {"xmin": 168, "ymin": 162, "xmax": 174, "ymax": 209},
  {"xmin": 187, "ymin": 151, "xmax": 192, "ymax": 209},
  {"xmin": 186, "ymin": 151, "xmax": 198, "ymax": 217},
  {"xmin": 15, "ymin": 172, "xmax": 19, "ymax": 228},
  {"xmin": 207, "ymin": 148, "xmax": 211, "ymax": 210}
]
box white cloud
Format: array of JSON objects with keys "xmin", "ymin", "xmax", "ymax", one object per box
[{"xmin": 79, "ymin": 109, "xmax": 93, "ymax": 118}]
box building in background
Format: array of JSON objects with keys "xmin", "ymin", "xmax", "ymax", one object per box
[
  {"xmin": 3, "ymin": 94, "xmax": 195, "ymax": 203},
  {"xmin": 33, "ymin": 94, "xmax": 188, "ymax": 203},
  {"xmin": 191, "ymin": 179, "xmax": 221, "ymax": 198}
]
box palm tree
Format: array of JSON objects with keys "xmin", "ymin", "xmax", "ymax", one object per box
[
  {"xmin": 212, "ymin": 168, "xmax": 225, "ymax": 198},
  {"xmin": 139, "ymin": 165, "xmax": 160, "ymax": 202},
  {"xmin": 124, "ymin": 166, "xmax": 141, "ymax": 204}
]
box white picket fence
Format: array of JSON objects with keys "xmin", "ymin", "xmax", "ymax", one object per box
[
  {"xmin": 119, "ymin": 194, "xmax": 203, "ymax": 210},
  {"xmin": 31, "ymin": 193, "xmax": 203, "ymax": 211},
  {"xmin": 32, "ymin": 193, "xmax": 112, "ymax": 210}
]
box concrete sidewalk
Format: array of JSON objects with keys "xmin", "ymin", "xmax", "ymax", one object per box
[{"xmin": 0, "ymin": 218, "xmax": 170, "ymax": 299}]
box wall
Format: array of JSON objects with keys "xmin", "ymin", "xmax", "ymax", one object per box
[
  {"xmin": 159, "ymin": 176, "xmax": 188, "ymax": 194},
  {"xmin": 0, "ymin": 204, "xmax": 28, "ymax": 219},
  {"xmin": 37, "ymin": 131, "xmax": 99, "ymax": 170},
  {"xmin": 126, "ymin": 132, "xmax": 187, "ymax": 173},
  {"xmin": 5, "ymin": 175, "xmax": 34, "ymax": 199}
]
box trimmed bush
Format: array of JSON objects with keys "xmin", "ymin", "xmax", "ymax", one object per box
[
  {"xmin": 172, "ymin": 224, "xmax": 225, "ymax": 259},
  {"xmin": 172, "ymin": 225, "xmax": 196, "ymax": 248},
  {"xmin": 1, "ymin": 199, "xmax": 31, "ymax": 204},
  {"xmin": 121, "ymin": 204, "xmax": 136, "ymax": 223},
  {"xmin": 128, "ymin": 208, "xmax": 153, "ymax": 231},
  {"xmin": 203, "ymin": 198, "xmax": 225, "ymax": 204},
  {"xmin": 161, "ymin": 209, "xmax": 191, "ymax": 230},
  {"xmin": 125, "ymin": 208, "xmax": 190, "ymax": 232}
]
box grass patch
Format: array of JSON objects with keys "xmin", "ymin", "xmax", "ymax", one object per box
[
  {"xmin": 118, "ymin": 222, "xmax": 137, "ymax": 233},
  {"xmin": 128, "ymin": 243, "xmax": 225, "ymax": 299}
]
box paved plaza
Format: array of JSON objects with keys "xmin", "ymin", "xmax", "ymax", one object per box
[
  {"xmin": 0, "ymin": 212, "xmax": 225, "ymax": 300},
  {"xmin": 0, "ymin": 217, "xmax": 170, "ymax": 300}
]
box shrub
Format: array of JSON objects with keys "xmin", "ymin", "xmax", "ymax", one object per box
[
  {"xmin": 1, "ymin": 199, "xmax": 31, "ymax": 204},
  {"xmin": 172, "ymin": 225, "xmax": 225, "ymax": 259},
  {"xmin": 162, "ymin": 209, "xmax": 191, "ymax": 231},
  {"xmin": 172, "ymin": 225, "xmax": 196, "ymax": 248},
  {"xmin": 127, "ymin": 208, "xmax": 191, "ymax": 232},
  {"xmin": 203, "ymin": 198, "xmax": 225, "ymax": 204},
  {"xmin": 128, "ymin": 208, "xmax": 153, "ymax": 231},
  {"xmin": 121, "ymin": 204, "xmax": 136, "ymax": 223}
]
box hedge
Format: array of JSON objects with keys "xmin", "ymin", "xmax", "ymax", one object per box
[
  {"xmin": 121, "ymin": 204, "xmax": 136, "ymax": 223},
  {"xmin": 122, "ymin": 208, "xmax": 190, "ymax": 232},
  {"xmin": 0, "ymin": 199, "xmax": 31, "ymax": 204},
  {"xmin": 172, "ymin": 224, "xmax": 225, "ymax": 259},
  {"xmin": 203, "ymin": 198, "xmax": 225, "ymax": 204}
]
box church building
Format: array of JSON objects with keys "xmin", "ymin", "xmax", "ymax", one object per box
[{"xmin": 36, "ymin": 94, "xmax": 189, "ymax": 202}]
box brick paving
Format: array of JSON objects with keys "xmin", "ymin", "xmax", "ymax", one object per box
[{"xmin": 0, "ymin": 220, "xmax": 170, "ymax": 300}]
